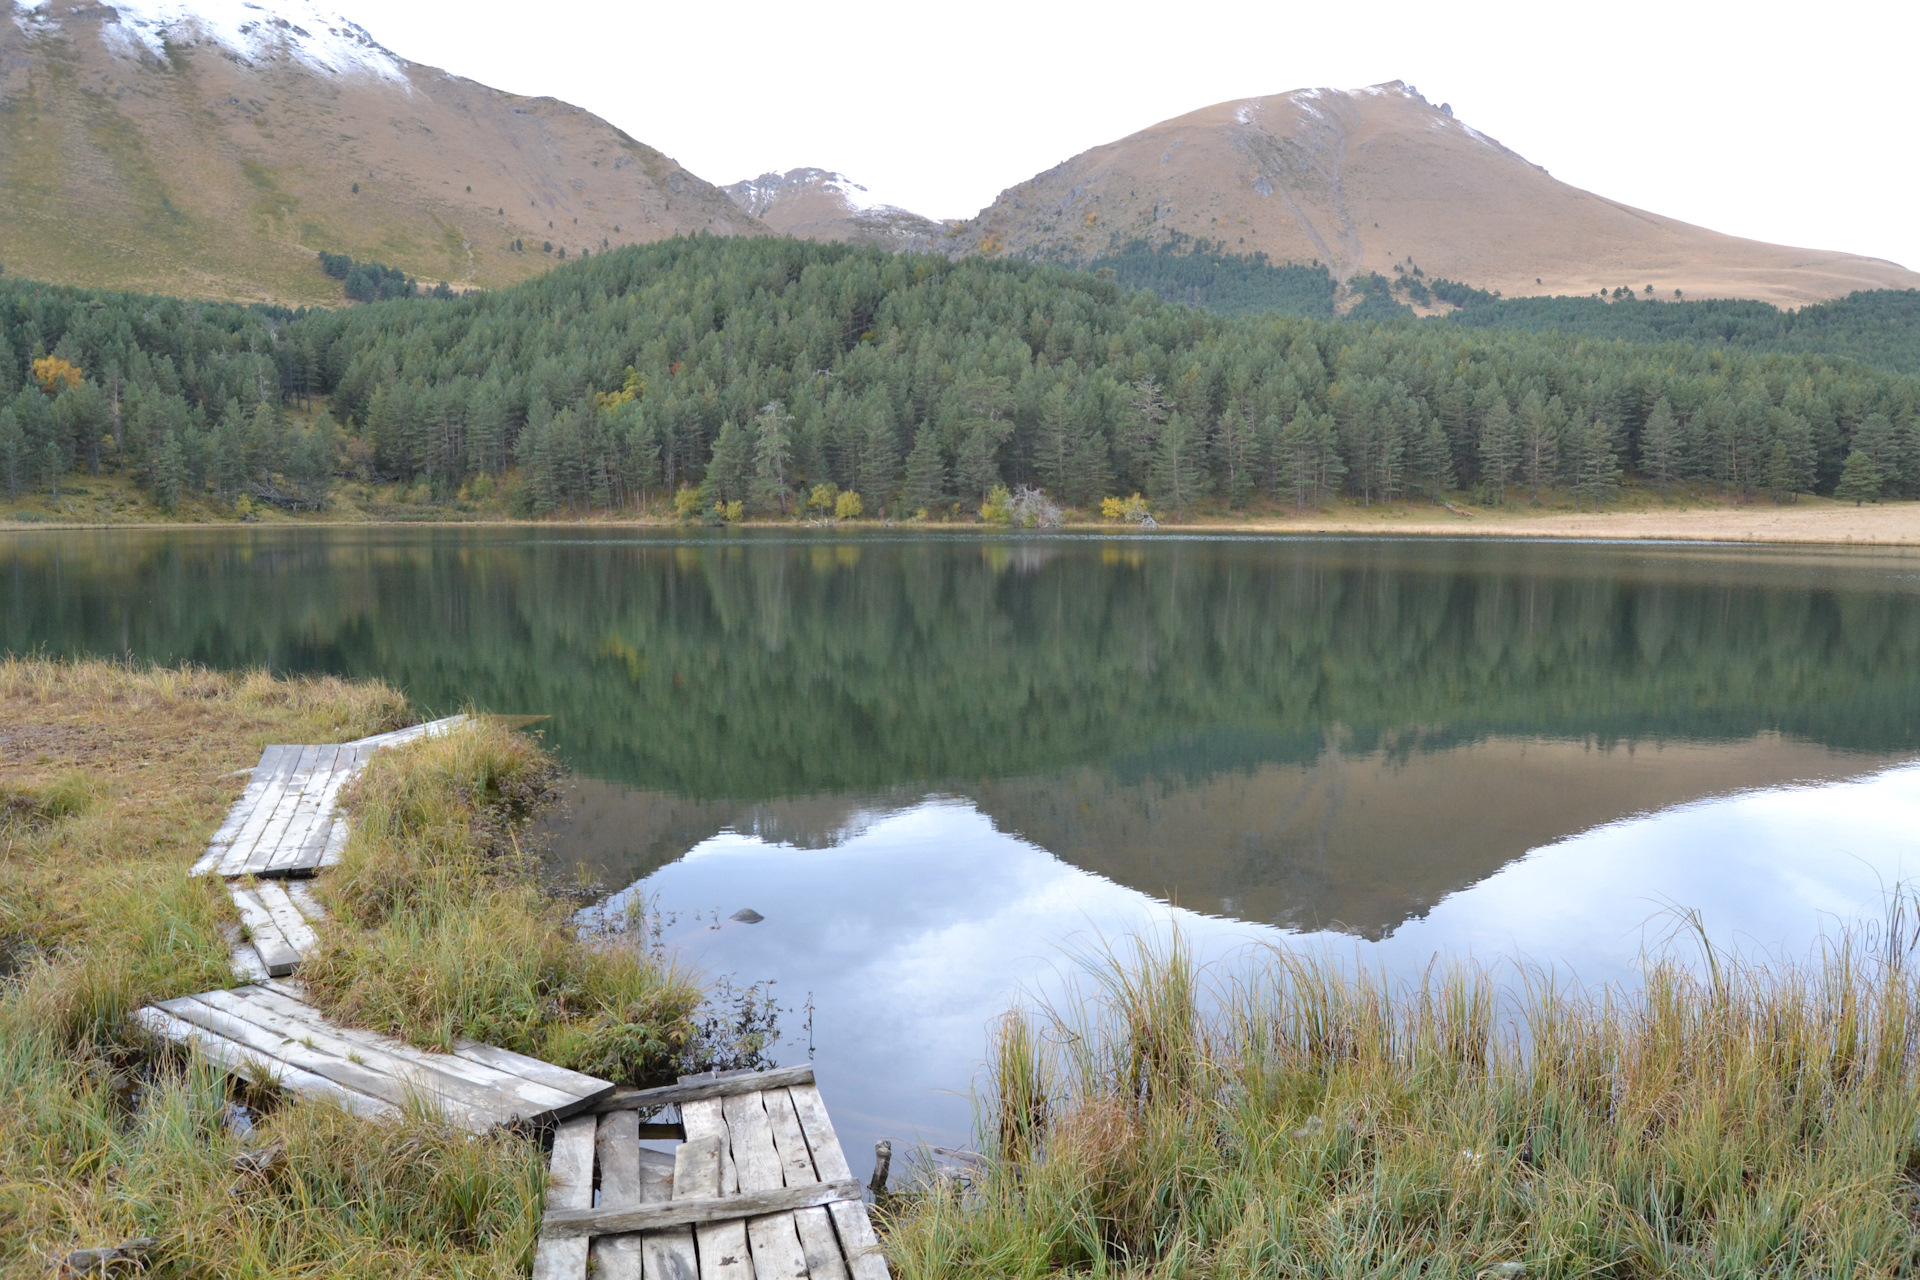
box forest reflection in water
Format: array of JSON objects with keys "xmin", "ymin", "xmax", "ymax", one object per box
[{"xmin": 7, "ymin": 527, "xmax": 1920, "ymax": 1165}]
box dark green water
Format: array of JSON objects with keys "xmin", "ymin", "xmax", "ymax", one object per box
[{"xmin": 9, "ymin": 528, "xmax": 1920, "ymax": 1156}]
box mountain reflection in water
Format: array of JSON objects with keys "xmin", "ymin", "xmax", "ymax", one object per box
[{"xmin": 8, "ymin": 528, "xmax": 1920, "ymax": 1176}]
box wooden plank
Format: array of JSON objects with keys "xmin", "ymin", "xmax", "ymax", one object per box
[
  {"xmin": 217, "ymin": 746, "xmax": 311, "ymax": 877},
  {"xmin": 288, "ymin": 748, "xmax": 369, "ymax": 870},
  {"xmin": 130, "ymin": 1006, "xmax": 395, "ymax": 1118},
  {"xmin": 764, "ymin": 1089, "xmax": 850, "ymax": 1280},
  {"xmin": 252, "ymin": 882, "xmax": 319, "ymax": 957},
  {"xmin": 638, "ymin": 1139, "xmax": 714, "ymax": 1280},
  {"xmin": 723, "ymin": 1091, "xmax": 812, "ymax": 1280},
  {"xmin": 191, "ymin": 745, "xmax": 292, "ymax": 876},
  {"xmin": 227, "ymin": 886, "xmax": 300, "ymax": 977},
  {"xmin": 264, "ymin": 744, "xmax": 343, "ymax": 874},
  {"xmin": 533, "ymin": 1115, "xmax": 596, "ymax": 1280},
  {"xmin": 241, "ymin": 744, "xmax": 324, "ymax": 876},
  {"xmin": 791, "ymin": 1085, "xmax": 891, "ymax": 1280},
  {"xmin": 343, "ymin": 714, "xmax": 469, "ymax": 751},
  {"xmin": 594, "ymin": 1064, "xmax": 816, "ymax": 1112},
  {"xmin": 681, "ymin": 1099, "xmax": 752, "ymax": 1280},
  {"xmin": 168, "ymin": 992, "xmax": 511, "ymax": 1130},
  {"xmin": 220, "ymin": 986, "xmax": 585, "ymax": 1120},
  {"xmin": 593, "ymin": 1111, "xmax": 646, "ymax": 1280},
  {"xmin": 284, "ymin": 882, "xmax": 327, "ymax": 924},
  {"xmin": 540, "ymin": 1180, "xmax": 866, "ymax": 1239},
  {"xmin": 450, "ymin": 1040, "xmax": 617, "ymax": 1108},
  {"xmin": 207, "ymin": 747, "xmax": 300, "ymax": 876}
]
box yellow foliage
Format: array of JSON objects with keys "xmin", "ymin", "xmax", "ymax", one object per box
[
  {"xmin": 834, "ymin": 490, "xmax": 863, "ymax": 520},
  {"xmin": 671, "ymin": 486, "xmax": 702, "ymax": 519},
  {"xmin": 32, "ymin": 355, "xmax": 83, "ymax": 394},
  {"xmin": 980, "ymin": 485, "xmax": 1012, "ymax": 525},
  {"xmin": 806, "ymin": 482, "xmax": 840, "ymax": 514},
  {"xmin": 593, "ymin": 365, "xmax": 645, "ymax": 412},
  {"xmin": 1101, "ymin": 496, "xmax": 1126, "ymax": 520},
  {"xmin": 722, "ymin": 499, "xmax": 745, "ymax": 523}
]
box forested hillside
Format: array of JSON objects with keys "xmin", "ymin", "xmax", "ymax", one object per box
[{"xmin": 4, "ymin": 237, "xmax": 1918, "ymax": 518}]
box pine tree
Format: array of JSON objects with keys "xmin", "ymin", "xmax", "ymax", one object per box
[
  {"xmin": 1212, "ymin": 403, "xmax": 1255, "ymax": 507},
  {"xmin": 1066, "ymin": 421, "xmax": 1112, "ymax": 508},
  {"xmin": 1518, "ymin": 391, "xmax": 1558, "ymax": 501},
  {"xmin": 1149, "ymin": 411, "xmax": 1201, "ymax": 513},
  {"xmin": 0, "ymin": 408, "xmax": 23, "ymax": 499},
  {"xmin": 750, "ymin": 401, "xmax": 793, "ymax": 514},
  {"xmin": 1405, "ymin": 413, "xmax": 1453, "ymax": 503},
  {"xmin": 1478, "ymin": 395, "xmax": 1518, "ymax": 504},
  {"xmin": 954, "ymin": 424, "xmax": 999, "ymax": 508},
  {"xmin": 1834, "ymin": 449, "xmax": 1884, "ymax": 505},
  {"xmin": 1639, "ymin": 397, "xmax": 1679, "ymax": 494},
  {"xmin": 1570, "ymin": 417, "xmax": 1622, "ymax": 510},
  {"xmin": 703, "ymin": 418, "xmax": 753, "ymax": 507},
  {"xmin": 902, "ymin": 425, "xmax": 946, "ymax": 514},
  {"xmin": 856, "ymin": 400, "xmax": 899, "ymax": 510},
  {"xmin": 150, "ymin": 430, "xmax": 187, "ymax": 511},
  {"xmin": 1035, "ymin": 384, "xmax": 1074, "ymax": 496}
]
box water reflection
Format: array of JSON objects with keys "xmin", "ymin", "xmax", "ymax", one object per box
[{"xmin": 580, "ymin": 759, "xmax": 1920, "ymax": 1173}]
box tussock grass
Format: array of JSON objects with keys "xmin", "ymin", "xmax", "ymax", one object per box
[
  {"xmin": 0, "ymin": 659, "xmax": 706, "ymax": 1275},
  {"xmin": 303, "ymin": 719, "xmax": 711, "ymax": 1084},
  {"xmin": 888, "ymin": 926, "xmax": 1920, "ymax": 1278}
]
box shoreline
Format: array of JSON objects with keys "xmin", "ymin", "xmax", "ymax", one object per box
[{"xmin": 4, "ymin": 500, "xmax": 1919, "ymax": 547}]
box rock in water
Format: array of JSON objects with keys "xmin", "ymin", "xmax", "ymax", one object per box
[{"xmin": 730, "ymin": 908, "xmax": 765, "ymax": 924}]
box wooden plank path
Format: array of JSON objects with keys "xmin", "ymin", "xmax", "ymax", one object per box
[
  {"xmin": 533, "ymin": 1065, "xmax": 890, "ymax": 1280},
  {"xmin": 133, "ymin": 978, "xmax": 614, "ymax": 1131}
]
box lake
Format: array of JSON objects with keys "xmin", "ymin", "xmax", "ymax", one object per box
[{"xmin": 7, "ymin": 527, "xmax": 1920, "ymax": 1175}]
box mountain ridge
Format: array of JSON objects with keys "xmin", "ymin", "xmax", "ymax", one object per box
[{"xmin": 0, "ymin": 0, "xmax": 763, "ymax": 302}]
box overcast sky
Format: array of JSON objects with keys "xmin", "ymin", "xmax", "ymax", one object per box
[{"xmin": 360, "ymin": 0, "xmax": 1919, "ymax": 270}]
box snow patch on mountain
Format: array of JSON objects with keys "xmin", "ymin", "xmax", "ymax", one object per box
[{"xmin": 15, "ymin": 0, "xmax": 408, "ymax": 83}]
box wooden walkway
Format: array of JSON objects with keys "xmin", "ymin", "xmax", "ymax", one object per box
[
  {"xmin": 535, "ymin": 1064, "xmax": 889, "ymax": 1280},
  {"xmin": 141, "ymin": 715, "xmax": 890, "ymax": 1278},
  {"xmin": 133, "ymin": 978, "xmax": 614, "ymax": 1130}
]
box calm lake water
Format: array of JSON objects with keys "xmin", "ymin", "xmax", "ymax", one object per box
[{"xmin": 7, "ymin": 528, "xmax": 1920, "ymax": 1172}]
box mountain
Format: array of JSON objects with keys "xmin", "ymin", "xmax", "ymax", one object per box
[
  {"xmin": 722, "ymin": 168, "xmax": 945, "ymax": 252},
  {"xmin": 0, "ymin": 0, "xmax": 762, "ymax": 303},
  {"xmin": 942, "ymin": 82, "xmax": 1920, "ymax": 308}
]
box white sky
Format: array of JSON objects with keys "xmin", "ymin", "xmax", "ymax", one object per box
[{"xmin": 359, "ymin": 0, "xmax": 1920, "ymax": 270}]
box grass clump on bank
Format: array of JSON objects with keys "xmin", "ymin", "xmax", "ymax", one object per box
[
  {"xmin": 303, "ymin": 719, "xmax": 717, "ymax": 1084},
  {"xmin": 887, "ymin": 929, "xmax": 1920, "ymax": 1279},
  {"xmin": 0, "ymin": 659, "xmax": 722, "ymax": 1275}
]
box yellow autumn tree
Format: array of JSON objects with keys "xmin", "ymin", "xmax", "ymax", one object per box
[{"xmin": 32, "ymin": 356, "xmax": 82, "ymax": 394}]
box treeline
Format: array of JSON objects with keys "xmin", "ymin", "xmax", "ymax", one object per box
[
  {"xmin": 4, "ymin": 239, "xmax": 1919, "ymax": 517},
  {"xmin": 317, "ymin": 252, "xmax": 457, "ymax": 304},
  {"xmin": 0, "ymin": 280, "xmax": 335, "ymax": 509}
]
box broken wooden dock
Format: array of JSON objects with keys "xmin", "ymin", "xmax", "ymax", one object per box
[{"xmin": 535, "ymin": 1063, "xmax": 889, "ymax": 1280}]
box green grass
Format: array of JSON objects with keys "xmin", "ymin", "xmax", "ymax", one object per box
[{"xmin": 885, "ymin": 926, "xmax": 1920, "ymax": 1278}]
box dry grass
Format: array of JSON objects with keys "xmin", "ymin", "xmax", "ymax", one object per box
[
  {"xmin": 0, "ymin": 659, "xmax": 715, "ymax": 1276},
  {"xmin": 885, "ymin": 926, "xmax": 1920, "ymax": 1278},
  {"xmin": 302, "ymin": 720, "xmax": 712, "ymax": 1084}
]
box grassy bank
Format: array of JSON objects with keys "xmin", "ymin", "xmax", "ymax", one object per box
[
  {"xmin": 886, "ymin": 931, "xmax": 1920, "ymax": 1278},
  {"xmin": 0, "ymin": 660, "xmax": 723, "ymax": 1276}
]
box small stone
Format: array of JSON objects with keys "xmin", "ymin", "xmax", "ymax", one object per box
[
  {"xmin": 56, "ymin": 1237, "xmax": 157, "ymax": 1275},
  {"xmin": 730, "ymin": 908, "xmax": 764, "ymax": 924},
  {"xmin": 231, "ymin": 1138, "xmax": 288, "ymax": 1180}
]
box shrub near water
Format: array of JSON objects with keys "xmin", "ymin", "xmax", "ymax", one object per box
[
  {"xmin": 304, "ymin": 719, "xmax": 711, "ymax": 1084},
  {"xmin": 887, "ymin": 929, "xmax": 1920, "ymax": 1279}
]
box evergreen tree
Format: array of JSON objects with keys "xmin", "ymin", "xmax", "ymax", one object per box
[
  {"xmin": 150, "ymin": 430, "xmax": 186, "ymax": 511},
  {"xmin": 1035, "ymin": 384, "xmax": 1075, "ymax": 496},
  {"xmin": 1150, "ymin": 411, "xmax": 1201, "ymax": 512},
  {"xmin": 1571, "ymin": 417, "xmax": 1622, "ymax": 510},
  {"xmin": 1120, "ymin": 376, "xmax": 1167, "ymax": 491},
  {"xmin": 1066, "ymin": 419, "xmax": 1113, "ymax": 508},
  {"xmin": 902, "ymin": 424, "xmax": 946, "ymax": 514},
  {"xmin": 0, "ymin": 408, "xmax": 23, "ymax": 499},
  {"xmin": 1835, "ymin": 449, "xmax": 1885, "ymax": 505},
  {"xmin": 1212, "ymin": 403, "xmax": 1256, "ymax": 506},
  {"xmin": 1405, "ymin": 412, "xmax": 1453, "ymax": 503},
  {"xmin": 1518, "ymin": 391, "xmax": 1558, "ymax": 501},
  {"xmin": 1478, "ymin": 395, "xmax": 1518, "ymax": 504},
  {"xmin": 856, "ymin": 400, "xmax": 899, "ymax": 509},
  {"xmin": 703, "ymin": 418, "xmax": 753, "ymax": 506},
  {"xmin": 750, "ymin": 401, "xmax": 793, "ymax": 514},
  {"xmin": 1639, "ymin": 397, "xmax": 1680, "ymax": 493},
  {"xmin": 1276, "ymin": 408, "xmax": 1343, "ymax": 509},
  {"xmin": 210, "ymin": 415, "xmax": 247, "ymax": 505},
  {"xmin": 954, "ymin": 424, "xmax": 999, "ymax": 509}
]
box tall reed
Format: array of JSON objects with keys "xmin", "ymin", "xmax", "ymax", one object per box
[{"xmin": 889, "ymin": 913, "xmax": 1920, "ymax": 1278}]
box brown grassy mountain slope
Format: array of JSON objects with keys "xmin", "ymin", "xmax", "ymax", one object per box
[
  {"xmin": 0, "ymin": 0, "xmax": 763, "ymax": 303},
  {"xmin": 944, "ymin": 81, "xmax": 1920, "ymax": 307},
  {"xmin": 723, "ymin": 168, "xmax": 946, "ymax": 252}
]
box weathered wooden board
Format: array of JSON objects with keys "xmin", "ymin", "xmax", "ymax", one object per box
[
  {"xmin": 133, "ymin": 984, "xmax": 613, "ymax": 1133},
  {"xmin": 532, "ymin": 1115, "xmax": 596, "ymax": 1280},
  {"xmin": 593, "ymin": 1111, "xmax": 646, "ymax": 1280},
  {"xmin": 790, "ymin": 1084, "xmax": 892, "ymax": 1280},
  {"xmin": 539, "ymin": 1180, "xmax": 866, "ymax": 1239},
  {"xmin": 227, "ymin": 885, "xmax": 301, "ymax": 977},
  {"xmin": 594, "ymin": 1064, "xmax": 817, "ymax": 1112},
  {"xmin": 191, "ymin": 745, "xmax": 295, "ymax": 876},
  {"xmin": 680, "ymin": 1097, "xmax": 753, "ymax": 1280}
]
